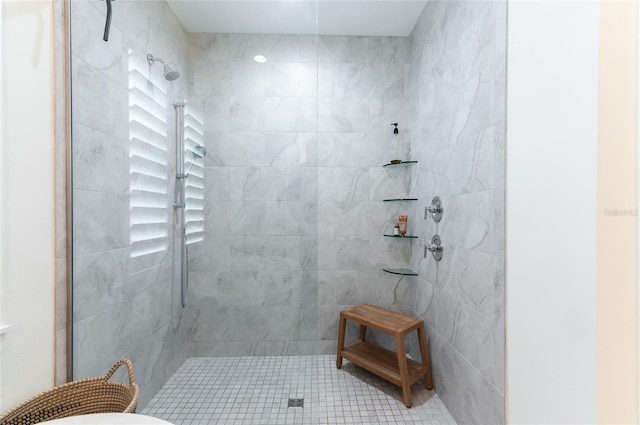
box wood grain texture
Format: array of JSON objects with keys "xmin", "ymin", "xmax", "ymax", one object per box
[{"xmin": 336, "ymin": 304, "xmax": 433, "ymax": 407}]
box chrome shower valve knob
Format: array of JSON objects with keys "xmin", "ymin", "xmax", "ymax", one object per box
[
  {"xmin": 427, "ymin": 243, "xmax": 443, "ymax": 252},
  {"xmin": 425, "ymin": 196, "xmax": 443, "ymax": 222},
  {"xmin": 425, "ymin": 234, "xmax": 443, "ymax": 261},
  {"xmin": 426, "ymin": 204, "xmax": 442, "ymax": 214}
]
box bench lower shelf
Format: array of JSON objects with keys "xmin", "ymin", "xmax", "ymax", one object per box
[{"xmin": 340, "ymin": 340, "xmax": 428, "ymax": 388}]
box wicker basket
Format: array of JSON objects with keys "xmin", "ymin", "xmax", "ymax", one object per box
[{"xmin": 0, "ymin": 359, "xmax": 139, "ymax": 425}]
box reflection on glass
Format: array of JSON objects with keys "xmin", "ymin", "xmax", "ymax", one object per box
[
  {"xmin": 128, "ymin": 48, "xmax": 170, "ymax": 258},
  {"xmin": 183, "ymin": 104, "xmax": 205, "ymax": 245}
]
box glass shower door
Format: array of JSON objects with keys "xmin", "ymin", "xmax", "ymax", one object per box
[{"xmin": 70, "ymin": 0, "xmax": 319, "ymax": 411}]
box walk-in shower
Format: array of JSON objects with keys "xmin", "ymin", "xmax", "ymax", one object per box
[
  {"xmin": 71, "ymin": 0, "xmax": 321, "ymax": 400},
  {"xmin": 68, "ymin": 0, "xmax": 506, "ymax": 422}
]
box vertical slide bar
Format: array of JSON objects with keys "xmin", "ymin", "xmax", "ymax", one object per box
[{"xmin": 173, "ymin": 101, "xmax": 188, "ymax": 308}]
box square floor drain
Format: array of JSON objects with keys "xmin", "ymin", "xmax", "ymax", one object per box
[{"xmin": 288, "ymin": 398, "xmax": 304, "ymax": 408}]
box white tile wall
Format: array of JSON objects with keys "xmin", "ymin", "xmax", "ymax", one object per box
[
  {"xmin": 405, "ymin": 1, "xmax": 506, "ymax": 424},
  {"xmin": 70, "ymin": 0, "xmax": 191, "ymax": 408},
  {"xmin": 68, "ymin": 2, "xmax": 506, "ymax": 419},
  {"xmin": 188, "ymin": 34, "xmax": 414, "ymax": 357}
]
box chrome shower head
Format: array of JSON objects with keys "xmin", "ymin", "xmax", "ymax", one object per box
[
  {"xmin": 163, "ymin": 63, "xmax": 180, "ymax": 81},
  {"xmin": 147, "ymin": 53, "xmax": 180, "ymax": 81}
]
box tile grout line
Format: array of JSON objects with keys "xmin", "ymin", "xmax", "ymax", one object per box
[{"xmin": 142, "ymin": 355, "xmax": 457, "ymax": 425}]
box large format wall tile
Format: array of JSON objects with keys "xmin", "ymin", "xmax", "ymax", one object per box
[
  {"xmin": 188, "ymin": 270, "xmax": 267, "ymax": 307},
  {"xmin": 189, "ymin": 341, "xmax": 266, "ymax": 357},
  {"xmin": 265, "ymin": 132, "xmax": 318, "ymax": 167},
  {"xmin": 435, "ymin": 245, "xmax": 504, "ymax": 322},
  {"xmin": 318, "ymin": 36, "xmax": 369, "ymax": 64},
  {"xmin": 204, "ymin": 132, "xmax": 319, "ymax": 168},
  {"xmin": 203, "ymin": 201, "xmax": 316, "ymax": 236},
  {"xmin": 72, "ymin": 56, "xmax": 128, "ymax": 141},
  {"xmin": 333, "ymin": 270, "xmax": 410, "ymax": 306},
  {"xmin": 229, "ymin": 34, "xmax": 314, "ymax": 63},
  {"xmin": 72, "ymin": 123, "xmax": 129, "ymax": 194},
  {"xmin": 71, "ymin": 1, "xmax": 125, "ymax": 84},
  {"xmin": 334, "ymin": 63, "xmax": 405, "ymax": 98},
  {"xmin": 189, "ymin": 96, "xmax": 230, "ymax": 134},
  {"xmin": 187, "ymin": 237, "xmax": 232, "ymax": 272},
  {"xmin": 230, "ymin": 97, "xmax": 318, "ymax": 132},
  {"xmin": 438, "ymin": 191, "xmax": 504, "ymax": 256},
  {"xmin": 317, "ymin": 167, "xmax": 369, "ymax": 202},
  {"xmin": 318, "ymin": 132, "xmax": 403, "ymax": 167},
  {"xmin": 430, "ymin": 332, "xmax": 504, "ymax": 425},
  {"xmin": 318, "ymin": 98, "xmax": 369, "ymax": 132},
  {"xmin": 265, "ymin": 62, "xmax": 318, "ymax": 97},
  {"xmin": 71, "ymin": 0, "xmax": 191, "ymax": 408},
  {"xmin": 192, "ymin": 60, "xmax": 266, "ymax": 97},
  {"xmin": 265, "ymin": 340, "xmax": 317, "ymax": 356},
  {"xmin": 318, "ymin": 201, "xmax": 392, "ymax": 236},
  {"xmin": 73, "ymin": 248, "xmax": 129, "ymax": 322},
  {"xmin": 369, "ymin": 98, "xmax": 410, "ymax": 133},
  {"xmin": 369, "ymin": 166, "xmax": 416, "ymax": 201},
  {"xmin": 73, "ymin": 190, "xmax": 129, "ymax": 255},
  {"xmin": 318, "ymin": 236, "xmax": 371, "ymax": 270},
  {"xmin": 367, "ymin": 37, "xmax": 410, "ymax": 64},
  {"xmin": 190, "ymin": 32, "xmax": 412, "ymax": 357},
  {"xmin": 76, "ymin": 282, "xmax": 172, "ymax": 378},
  {"xmin": 189, "ymin": 33, "xmax": 230, "ymax": 61},
  {"xmin": 406, "ymin": 1, "xmax": 506, "ymax": 423},
  {"xmin": 230, "ymin": 236, "xmax": 303, "ymax": 271},
  {"xmin": 188, "ymin": 305, "xmax": 315, "ymax": 343}
]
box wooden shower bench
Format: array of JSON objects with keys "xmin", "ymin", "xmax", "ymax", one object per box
[{"xmin": 336, "ymin": 304, "xmax": 433, "ymax": 407}]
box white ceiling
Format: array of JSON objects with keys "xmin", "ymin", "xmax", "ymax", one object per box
[{"xmin": 167, "ymin": 1, "xmax": 427, "ymax": 37}]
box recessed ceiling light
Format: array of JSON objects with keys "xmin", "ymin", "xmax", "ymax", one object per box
[{"xmin": 253, "ymin": 55, "xmax": 267, "ymax": 63}]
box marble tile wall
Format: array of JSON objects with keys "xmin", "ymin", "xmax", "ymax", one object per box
[
  {"xmin": 187, "ymin": 33, "xmax": 413, "ymax": 356},
  {"xmin": 405, "ymin": 2, "xmax": 506, "ymax": 424},
  {"xmin": 316, "ymin": 35, "xmax": 415, "ymax": 353},
  {"xmin": 186, "ymin": 33, "xmax": 318, "ymax": 357},
  {"xmin": 68, "ymin": 2, "xmax": 505, "ymax": 415},
  {"xmin": 70, "ymin": 0, "xmax": 191, "ymax": 408}
]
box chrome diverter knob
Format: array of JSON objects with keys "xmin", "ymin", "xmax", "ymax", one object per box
[
  {"xmin": 425, "ymin": 234, "xmax": 443, "ymax": 261},
  {"xmin": 425, "ymin": 196, "xmax": 443, "ymax": 222}
]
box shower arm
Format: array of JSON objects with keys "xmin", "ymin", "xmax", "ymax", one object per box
[{"xmin": 102, "ymin": 0, "xmax": 114, "ymax": 42}]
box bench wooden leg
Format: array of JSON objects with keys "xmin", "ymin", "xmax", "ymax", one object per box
[
  {"xmin": 359, "ymin": 324, "xmax": 367, "ymax": 342},
  {"xmin": 417, "ymin": 324, "xmax": 433, "ymax": 390},
  {"xmin": 395, "ymin": 333, "xmax": 412, "ymax": 408},
  {"xmin": 336, "ymin": 313, "xmax": 347, "ymax": 369}
]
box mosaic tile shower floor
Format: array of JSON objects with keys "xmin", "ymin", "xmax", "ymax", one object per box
[{"xmin": 142, "ymin": 355, "xmax": 457, "ymax": 425}]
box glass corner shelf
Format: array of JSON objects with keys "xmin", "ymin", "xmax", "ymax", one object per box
[
  {"xmin": 382, "ymin": 198, "xmax": 418, "ymax": 202},
  {"xmin": 383, "ymin": 234, "xmax": 418, "ymax": 239},
  {"xmin": 383, "ymin": 268, "xmax": 418, "ymax": 276},
  {"xmin": 383, "ymin": 161, "xmax": 418, "ymax": 168}
]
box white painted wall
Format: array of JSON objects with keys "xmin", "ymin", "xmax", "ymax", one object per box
[
  {"xmin": 0, "ymin": 0, "xmax": 56, "ymax": 412},
  {"xmin": 506, "ymin": 1, "xmax": 599, "ymax": 423},
  {"xmin": 636, "ymin": 0, "xmax": 640, "ymax": 417}
]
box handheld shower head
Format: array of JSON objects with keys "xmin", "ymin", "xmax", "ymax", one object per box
[
  {"xmin": 147, "ymin": 53, "xmax": 180, "ymax": 81},
  {"xmin": 184, "ymin": 145, "xmax": 207, "ymax": 176}
]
